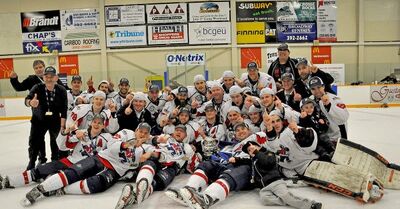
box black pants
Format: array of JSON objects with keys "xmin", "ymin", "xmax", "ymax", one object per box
[{"xmin": 28, "ymin": 119, "xmax": 68, "ymax": 169}]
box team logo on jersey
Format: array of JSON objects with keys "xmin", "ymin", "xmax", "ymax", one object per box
[
  {"xmin": 167, "ymin": 142, "xmax": 184, "ymax": 157},
  {"xmin": 87, "ymin": 114, "xmax": 93, "ymax": 121},
  {"xmin": 119, "ymin": 148, "xmax": 136, "ymax": 165},
  {"xmin": 277, "ymin": 145, "xmax": 291, "ymax": 162}
]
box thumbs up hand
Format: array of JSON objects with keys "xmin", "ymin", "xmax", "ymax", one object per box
[
  {"xmin": 293, "ymin": 89, "xmax": 302, "ymax": 102},
  {"xmin": 87, "ymin": 76, "xmax": 93, "ymax": 87},
  {"xmin": 30, "ymin": 93, "xmax": 39, "ymax": 108}
]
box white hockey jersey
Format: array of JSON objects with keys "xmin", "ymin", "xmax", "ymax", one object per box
[
  {"xmin": 231, "ymin": 132, "xmax": 268, "ymax": 159},
  {"xmin": 240, "ymin": 72, "xmax": 277, "ymax": 96},
  {"xmin": 224, "ymin": 119, "xmax": 258, "ymax": 143},
  {"xmin": 187, "ymin": 86, "xmax": 208, "ymax": 105},
  {"xmin": 67, "ymin": 104, "xmax": 119, "ymax": 134},
  {"xmin": 145, "ymin": 93, "xmax": 168, "ymax": 120},
  {"xmin": 98, "ymin": 129, "xmax": 155, "ymax": 176},
  {"xmin": 156, "ymin": 136, "xmax": 194, "ymax": 168},
  {"xmin": 317, "ymin": 93, "xmax": 349, "ymax": 142},
  {"xmin": 66, "ymin": 90, "xmax": 83, "ymax": 115},
  {"xmin": 111, "ymin": 92, "xmax": 128, "ymax": 112},
  {"xmin": 56, "ymin": 130, "xmax": 113, "ymax": 164},
  {"xmin": 264, "ymin": 127, "xmax": 319, "ymax": 177},
  {"xmin": 197, "ymin": 119, "xmax": 226, "ymax": 142}
]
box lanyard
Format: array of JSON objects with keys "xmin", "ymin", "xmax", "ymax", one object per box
[{"xmin": 45, "ymin": 87, "xmax": 56, "ymax": 112}]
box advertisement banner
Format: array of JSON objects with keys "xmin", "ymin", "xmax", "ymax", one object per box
[
  {"xmin": 23, "ymin": 40, "xmax": 62, "ymax": 54},
  {"xmin": 146, "ymin": 3, "xmax": 187, "ymax": 24},
  {"xmin": 236, "ymin": 1, "xmax": 276, "ymax": 22},
  {"xmin": 240, "ymin": 48, "xmax": 262, "ymax": 69},
  {"xmin": 237, "ymin": 22, "xmax": 265, "ymax": 44},
  {"xmin": 0, "ymin": 99, "xmax": 4, "ymax": 116},
  {"xmin": 58, "ymin": 55, "xmax": 79, "ymax": 75},
  {"xmin": 311, "ymin": 46, "xmax": 331, "ymax": 64},
  {"xmin": 315, "ymin": 64, "xmax": 345, "ymax": 85},
  {"xmin": 166, "ymin": 53, "xmax": 205, "ymax": 66},
  {"xmin": 277, "ymin": 1, "xmax": 316, "ymax": 22},
  {"xmin": 266, "ymin": 47, "xmax": 278, "ymax": 69},
  {"xmin": 62, "ymin": 30, "xmax": 100, "ymax": 51},
  {"xmin": 277, "ymin": 22, "xmax": 317, "ymax": 42},
  {"xmin": 189, "ymin": 2, "xmax": 230, "ymax": 22},
  {"xmin": 370, "ymin": 85, "xmax": 400, "ymax": 104},
  {"xmin": 265, "ymin": 22, "xmax": 277, "ymax": 42},
  {"xmin": 105, "ymin": 5, "xmax": 145, "ymax": 26},
  {"xmin": 0, "ymin": 58, "xmax": 14, "ymax": 79},
  {"xmin": 189, "ymin": 22, "xmax": 231, "ymax": 44},
  {"xmin": 317, "ymin": 0, "xmax": 337, "ymax": 42},
  {"xmin": 106, "ymin": 26, "xmax": 147, "ymax": 47},
  {"xmin": 60, "ymin": 9, "xmax": 99, "ymax": 30},
  {"xmin": 148, "ymin": 24, "xmax": 188, "ymax": 45},
  {"xmin": 21, "ymin": 10, "xmax": 61, "ymax": 32},
  {"xmin": 22, "ymin": 31, "xmax": 61, "ymax": 42}
]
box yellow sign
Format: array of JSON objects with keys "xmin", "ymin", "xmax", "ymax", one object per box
[
  {"xmin": 237, "ymin": 22, "xmax": 265, "ymax": 44},
  {"xmin": 145, "ymin": 75, "xmax": 164, "ymax": 92}
]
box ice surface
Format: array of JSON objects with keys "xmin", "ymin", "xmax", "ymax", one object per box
[{"xmin": 0, "ymin": 108, "xmax": 399, "ymax": 209}]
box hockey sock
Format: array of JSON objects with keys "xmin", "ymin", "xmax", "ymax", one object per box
[
  {"xmin": 63, "ymin": 180, "xmax": 90, "ymax": 194},
  {"xmin": 204, "ymin": 179, "xmax": 230, "ymax": 202},
  {"xmin": 8, "ymin": 170, "xmax": 33, "ymax": 187},
  {"xmin": 40, "ymin": 171, "xmax": 68, "ymax": 192},
  {"xmin": 136, "ymin": 165, "xmax": 155, "ymax": 184},
  {"xmin": 186, "ymin": 169, "xmax": 208, "ymax": 191}
]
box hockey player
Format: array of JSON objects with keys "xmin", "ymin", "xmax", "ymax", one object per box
[
  {"xmin": 259, "ymin": 87, "xmax": 299, "ymax": 123},
  {"xmin": 298, "ymin": 98, "xmax": 335, "ymax": 161},
  {"xmin": 115, "ymin": 124, "xmax": 195, "ymax": 209},
  {"xmin": 164, "ymin": 122, "xmax": 262, "ymax": 209},
  {"xmin": 308, "ymin": 76, "xmax": 349, "ymax": 141},
  {"xmin": 196, "ymin": 82, "xmax": 229, "ymax": 122},
  {"xmin": 111, "ymin": 78, "xmax": 131, "ymax": 111},
  {"xmin": 66, "ymin": 75, "xmax": 84, "ymax": 116},
  {"xmin": 21, "ymin": 123, "xmax": 153, "ymax": 206},
  {"xmin": 158, "ymin": 86, "xmax": 191, "ymax": 124},
  {"xmin": 0, "ymin": 114, "xmax": 111, "ymax": 189},
  {"xmin": 145, "ymin": 84, "xmax": 168, "ymax": 122},
  {"xmin": 237, "ymin": 61, "xmax": 277, "ymax": 97},
  {"xmin": 247, "ymin": 105, "xmax": 263, "ymax": 132},
  {"xmin": 117, "ymin": 92, "xmax": 154, "ymax": 131},
  {"xmin": 67, "ymin": 91, "xmax": 119, "ymax": 134},
  {"xmin": 188, "ymin": 75, "xmax": 209, "ymax": 107},
  {"xmin": 276, "ymin": 73, "xmax": 302, "ymax": 112},
  {"xmin": 224, "ymin": 106, "xmax": 258, "ymax": 143},
  {"xmin": 220, "ymin": 70, "xmax": 238, "ymax": 95},
  {"xmin": 295, "ymin": 58, "xmax": 335, "ymax": 97},
  {"xmin": 242, "ymin": 141, "xmax": 322, "ymax": 209}
]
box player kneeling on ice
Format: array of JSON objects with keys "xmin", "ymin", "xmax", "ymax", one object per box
[
  {"xmin": 164, "ymin": 122, "xmax": 264, "ymax": 209},
  {"xmin": 0, "ymin": 114, "xmax": 112, "ymax": 190},
  {"xmin": 20, "ymin": 123, "xmax": 153, "ymax": 207},
  {"xmin": 115, "ymin": 124, "xmax": 194, "ymax": 209},
  {"xmin": 242, "ymin": 140, "xmax": 322, "ymax": 209}
]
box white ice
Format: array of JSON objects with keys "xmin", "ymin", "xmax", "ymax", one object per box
[{"xmin": 0, "ymin": 108, "xmax": 399, "ymax": 209}]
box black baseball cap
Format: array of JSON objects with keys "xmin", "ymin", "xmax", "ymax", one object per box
[
  {"xmin": 44, "ymin": 66, "xmax": 57, "ymax": 76},
  {"xmin": 242, "ymin": 141, "xmax": 261, "ymax": 154},
  {"xmin": 149, "ymin": 84, "xmax": 160, "ymax": 92},
  {"xmin": 300, "ymin": 98, "xmax": 316, "ymax": 108},
  {"xmin": 177, "ymin": 86, "xmax": 188, "ymax": 95},
  {"xmin": 277, "ymin": 43, "xmax": 289, "ymax": 51},
  {"xmin": 175, "ymin": 124, "xmax": 187, "ymax": 132},
  {"xmin": 204, "ymin": 103, "xmax": 216, "ymax": 111},
  {"xmin": 119, "ymin": 78, "xmax": 129, "ymax": 85},
  {"xmin": 281, "ymin": 73, "xmax": 294, "ymax": 81},
  {"xmin": 179, "ymin": 107, "xmax": 191, "ymax": 115},
  {"xmin": 295, "ymin": 58, "xmax": 308, "ymax": 68},
  {"xmin": 71, "ymin": 75, "xmax": 82, "ymax": 82},
  {"xmin": 308, "ymin": 76, "xmax": 324, "ymax": 89},
  {"xmin": 247, "ymin": 62, "xmax": 258, "ymax": 70}
]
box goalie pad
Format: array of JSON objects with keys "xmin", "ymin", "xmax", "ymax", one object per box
[
  {"xmin": 303, "ymin": 161, "xmax": 384, "ymax": 203},
  {"xmin": 332, "ymin": 138, "xmax": 400, "ymax": 189}
]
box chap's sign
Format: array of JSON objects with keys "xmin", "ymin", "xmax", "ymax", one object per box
[{"xmin": 166, "ymin": 53, "xmax": 206, "ymax": 66}]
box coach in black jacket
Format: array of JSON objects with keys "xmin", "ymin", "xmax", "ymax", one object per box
[
  {"xmin": 268, "ymin": 43, "xmax": 299, "ymax": 84},
  {"xmin": 24, "ymin": 66, "xmax": 68, "ymax": 170}
]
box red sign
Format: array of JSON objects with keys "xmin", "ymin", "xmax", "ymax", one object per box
[
  {"xmin": 58, "ymin": 55, "xmax": 79, "ymax": 75},
  {"xmin": 311, "ymin": 46, "xmax": 331, "ymax": 64},
  {"xmin": 0, "ymin": 58, "xmax": 14, "ymax": 79},
  {"xmin": 240, "ymin": 48, "xmax": 262, "ymax": 69}
]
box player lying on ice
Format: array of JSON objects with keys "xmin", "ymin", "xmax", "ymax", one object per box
[
  {"xmin": 115, "ymin": 124, "xmax": 194, "ymax": 209},
  {"xmin": 19, "ymin": 123, "xmax": 153, "ymax": 206},
  {"xmin": 0, "ymin": 114, "xmax": 112, "ymax": 190},
  {"xmin": 163, "ymin": 122, "xmax": 322, "ymax": 209}
]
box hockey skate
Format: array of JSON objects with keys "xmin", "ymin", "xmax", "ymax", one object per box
[
  {"xmin": 0, "ymin": 175, "xmax": 12, "ymax": 190},
  {"xmin": 180, "ymin": 186, "xmax": 216, "ymax": 209},
  {"xmin": 136, "ymin": 179, "xmax": 149, "ymax": 204},
  {"xmin": 20, "ymin": 185, "xmax": 45, "ymax": 207},
  {"xmin": 310, "ymin": 201, "xmax": 322, "ymax": 209},
  {"xmin": 115, "ymin": 184, "xmax": 137, "ymax": 209},
  {"xmin": 165, "ymin": 187, "xmax": 187, "ymax": 206}
]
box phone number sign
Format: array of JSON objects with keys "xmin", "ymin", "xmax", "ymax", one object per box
[{"xmin": 277, "ymin": 22, "xmax": 316, "ymax": 42}]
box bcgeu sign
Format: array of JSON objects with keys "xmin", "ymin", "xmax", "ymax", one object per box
[{"xmin": 189, "ymin": 22, "xmax": 231, "ymax": 44}]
